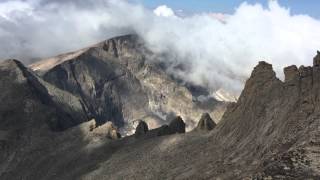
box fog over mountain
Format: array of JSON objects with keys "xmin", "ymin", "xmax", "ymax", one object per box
[{"xmin": 1, "ymin": 0, "xmax": 320, "ymax": 94}]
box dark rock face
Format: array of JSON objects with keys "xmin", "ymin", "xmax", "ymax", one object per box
[
  {"xmin": 168, "ymin": 116, "xmax": 186, "ymax": 134},
  {"xmin": 156, "ymin": 125, "xmax": 172, "ymax": 136},
  {"xmin": 195, "ymin": 113, "xmax": 216, "ymax": 131},
  {"xmin": 144, "ymin": 117, "xmax": 185, "ymax": 137},
  {"xmin": 135, "ymin": 120, "xmax": 148, "ymax": 138},
  {"xmin": 313, "ymin": 50, "xmax": 320, "ymax": 66},
  {"xmin": 42, "ymin": 49, "xmax": 148, "ymax": 127},
  {"xmin": 0, "ymin": 59, "xmax": 88, "ymax": 132}
]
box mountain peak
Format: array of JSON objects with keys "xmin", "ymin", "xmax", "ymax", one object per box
[
  {"xmin": 313, "ymin": 50, "xmax": 320, "ymax": 66},
  {"xmin": 251, "ymin": 61, "xmax": 276, "ymax": 79}
]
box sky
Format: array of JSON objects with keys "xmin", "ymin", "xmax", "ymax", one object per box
[
  {"xmin": 1, "ymin": 0, "xmax": 320, "ymax": 96},
  {"xmin": 138, "ymin": 0, "xmax": 320, "ymax": 19}
]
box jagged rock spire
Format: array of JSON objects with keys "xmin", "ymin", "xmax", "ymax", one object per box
[
  {"xmin": 168, "ymin": 116, "xmax": 186, "ymax": 134},
  {"xmin": 156, "ymin": 117, "xmax": 186, "ymax": 136},
  {"xmin": 313, "ymin": 50, "xmax": 320, "ymax": 66},
  {"xmin": 196, "ymin": 113, "xmax": 216, "ymax": 131},
  {"xmin": 135, "ymin": 120, "xmax": 149, "ymax": 138},
  {"xmin": 284, "ymin": 65, "xmax": 299, "ymax": 82}
]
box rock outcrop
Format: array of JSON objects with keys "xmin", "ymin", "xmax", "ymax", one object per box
[
  {"xmin": 195, "ymin": 113, "xmax": 216, "ymax": 131},
  {"xmin": 313, "ymin": 50, "xmax": 320, "ymax": 66},
  {"xmin": 215, "ymin": 54, "xmax": 320, "ymax": 179},
  {"xmin": 134, "ymin": 120, "xmax": 148, "ymax": 138},
  {"xmin": 92, "ymin": 121, "xmax": 121, "ymax": 140},
  {"xmin": 156, "ymin": 125, "xmax": 172, "ymax": 136},
  {"xmin": 145, "ymin": 117, "xmax": 186, "ymax": 137},
  {"xmin": 168, "ymin": 116, "xmax": 186, "ymax": 134}
]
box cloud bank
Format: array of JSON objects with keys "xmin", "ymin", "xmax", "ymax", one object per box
[{"xmin": 1, "ymin": 0, "xmax": 320, "ymax": 95}]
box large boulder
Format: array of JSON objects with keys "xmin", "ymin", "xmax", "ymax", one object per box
[
  {"xmin": 196, "ymin": 113, "xmax": 216, "ymax": 131},
  {"xmin": 135, "ymin": 120, "xmax": 148, "ymax": 138}
]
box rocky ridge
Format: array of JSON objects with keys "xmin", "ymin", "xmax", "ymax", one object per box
[{"xmin": 1, "ymin": 36, "xmax": 320, "ymax": 179}]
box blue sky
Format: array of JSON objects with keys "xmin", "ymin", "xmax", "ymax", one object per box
[{"xmin": 135, "ymin": 0, "xmax": 320, "ymax": 18}]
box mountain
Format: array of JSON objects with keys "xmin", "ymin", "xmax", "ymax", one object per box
[
  {"xmin": 1, "ymin": 35, "xmax": 320, "ymax": 179},
  {"xmin": 29, "ymin": 34, "xmax": 227, "ymax": 134},
  {"xmin": 69, "ymin": 54, "xmax": 319, "ymax": 179}
]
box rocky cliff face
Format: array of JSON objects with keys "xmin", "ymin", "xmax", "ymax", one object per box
[
  {"xmin": 0, "ymin": 59, "xmax": 88, "ymax": 131},
  {"xmin": 30, "ymin": 35, "xmax": 227, "ymax": 134},
  {"xmin": 212, "ymin": 53, "xmax": 320, "ymax": 178}
]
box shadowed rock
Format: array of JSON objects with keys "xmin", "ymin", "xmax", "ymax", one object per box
[
  {"xmin": 196, "ymin": 113, "xmax": 216, "ymax": 131},
  {"xmin": 135, "ymin": 120, "xmax": 148, "ymax": 138},
  {"xmin": 155, "ymin": 117, "xmax": 186, "ymax": 136},
  {"xmin": 313, "ymin": 50, "xmax": 320, "ymax": 66},
  {"xmin": 157, "ymin": 125, "xmax": 172, "ymax": 136},
  {"xmin": 168, "ymin": 116, "xmax": 186, "ymax": 134}
]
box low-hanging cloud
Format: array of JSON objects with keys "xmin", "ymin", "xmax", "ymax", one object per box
[{"xmin": 1, "ymin": 0, "xmax": 320, "ymax": 95}]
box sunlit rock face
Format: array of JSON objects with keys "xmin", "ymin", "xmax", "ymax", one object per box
[{"xmin": 30, "ymin": 34, "xmax": 228, "ymax": 135}]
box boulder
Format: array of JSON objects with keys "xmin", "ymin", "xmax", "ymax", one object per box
[
  {"xmin": 135, "ymin": 120, "xmax": 149, "ymax": 138},
  {"xmin": 92, "ymin": 121, "xmax": 121, "ymax": 140},
  {"xmin": 196, "ymin": 113, "xmax": 216, "ymax": 131}
]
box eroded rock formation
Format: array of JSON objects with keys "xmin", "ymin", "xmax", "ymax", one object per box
[
  {"xmin": 134, "ymin": 120, "xmax": 148, "ymax": 138},
  {"xmin": 195, "ymin": 113, "xmax": 216, "ymax": 131}
]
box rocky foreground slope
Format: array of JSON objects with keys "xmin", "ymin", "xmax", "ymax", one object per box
[{"xmin": 1, "ymin": 50, "xmax": 320, "ymax": 179}]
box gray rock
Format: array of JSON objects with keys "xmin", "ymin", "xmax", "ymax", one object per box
[
  {"xmin": 135, "ymin": 120, "xmax": 148, "ymax": 138},
  {"xmin": 284, "ymin": 65, "xmax": 299, "ymax": 82},
  {"xmin": 0, "ymin": 59, "xmax": 88, "ymax": 131},
  {"xmin": 92, "ymin": 121, "xmax": 121, "ymax": 140},
  {"xmin": 313, "ymin": 50, "xmax": 320, "ymax": 66},
  {"xmin": 156, "ymin": 125, "xmax": 172, "ymax": 136},
  {"xmin": 195, "ymin": 113, "xmax": 216, "ymax": 131},
  {"xmin": 168, "ymin": 116, "xmax": 185, "ymax": 134}
]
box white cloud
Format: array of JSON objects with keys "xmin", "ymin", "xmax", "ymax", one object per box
[
  {"xmin": 0, "ymin": 0, "xmax": 320, "ymax": 95},
  {"xmin": 153, "ymin": 5, "xmax": 176, "ymax": 17}
]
